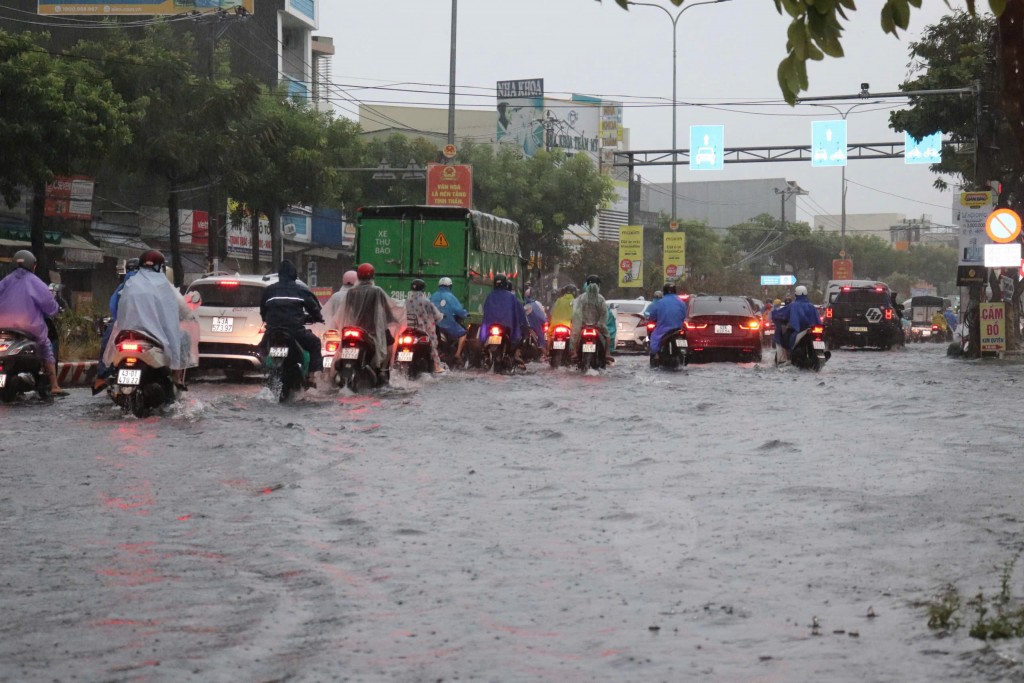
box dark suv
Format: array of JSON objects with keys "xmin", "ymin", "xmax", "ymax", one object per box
[{"xmin": 824, "ymin": 285, "xmax": 902, "ymax": 350}]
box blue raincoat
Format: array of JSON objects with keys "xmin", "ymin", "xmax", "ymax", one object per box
[
  {"xmin": 524, "ymin": 296, "xmax": 547, "ymax": 346},
  {"xmin": 771, "ymin": 294, "xmax": 820, "ymax": 351},
  {"xmin": 0, "ymin": 267, "xmax": 59, "ymax": 362},
  {"xmin": 480, "ymin": 288, "xmax": 526, "ymax": 343},
  {"xmin": 430, "ymin": 285, "xmax": 468, "ymax": 338},
  {"xmin": 647, "ymin": 295, "xmax": 687, "ymax": 356}
]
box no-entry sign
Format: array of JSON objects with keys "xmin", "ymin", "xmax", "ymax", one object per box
[{"xmin": 985, "ymin": 208, "xmax": 1022, "ymax": 244}]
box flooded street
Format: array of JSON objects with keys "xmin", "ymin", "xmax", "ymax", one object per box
[{"xmin": 3, "ymin": 343, "xmax": 1023, "ymax": 682}]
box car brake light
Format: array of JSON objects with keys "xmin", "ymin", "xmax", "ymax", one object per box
[
  {"xmin": 874, "ymin": 286, "xmax": 884, "ymax": 292},
  {"xmin": 811, "ymin": 325, "xmax": 824, "ymax": 335},
  {"xmin": 342, "ymin": 328, "xmax": 362, "ymax": 339},
  {"xmin": 739, "ymin": 319, "xmax": 761, "ymax": 330},
  {"xmin": 684, "ymin": 321, "xmax": 708, "ymax": 329},
  {"xmin": 582, "ymin": 327, "xmax": 597, "ymax": 338},
  {"xmin": 825, "ymin": 307, "xmax": 833, "ymax": 319},
  {"xmin": 399, "ymin": 335, "xmax": 414, "ymax": 345},
  {"xmin": 489, "ymin": 326, "xmax": 503, "ymax": 336},
  {"xmin": 841, "ymin": 286, "xmax": 851, "ymax": 292},
  {"xmin": 219, "ymin": 280, "xmax": 239, "ymax": 287},
  {"xmin": 325, "ymin": 341, "xmax": 339, "ymax": 353},
  {"xmin": 119, "ymin": 342, "xmax": 140, "ymax": 352},
  {"xmin": 885, "ymin": 308, "xmax": 893, "ymax": 320}
]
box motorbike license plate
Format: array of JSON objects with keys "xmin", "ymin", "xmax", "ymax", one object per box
[
  {"xmin": 582, "ymin": 342, "xmax": 596, "ymax": 353},
  {"xmin": 340, "ymin": 347, "xmax": 360, "ymax": 360},
  {"xmin": 675, "ymin": 339, "xmax": 688, "ymax": 348},
  {"xmin": 0, "ymin": 373, "xmax": 6, "ymax": 388},
  {"xmin": 118, "ymin": 369, "xmax": 142, "ymax": 386},
  {"xmin": 812, "ymin": 340, "xmax": 826, "ymax": 350},
  {"xmin": 397, "ymin": 350, "xmax": 414, "ymax": 362},
  {"xmin": 552, "ymin": 340, "xmax": 566, "ymax": 350},
  {"xmin": 322, "ymin": 357, "xmax": 334, "ymax": 369},
  {"xmin": 850, "ymin": 326, "xmax": 868, "ymax": 332},
  {"xmin": 269, "ymin": 346, "xmax": 289, "ymax": 358},
  {"xmin": 212, "ymin": 317, "xmax": 234, "ymax": 333},
  {"xmin": 715, "ymin": 325, "xmax": 732, "ymax": 334},
  {"xmin": 486, "ymin": 335, "xmax": 502, "ymax": 345}
]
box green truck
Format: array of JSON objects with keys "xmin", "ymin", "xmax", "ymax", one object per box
[{"xmin": 355, "ymin": 205, "xmax": 522, "ymax": 326}]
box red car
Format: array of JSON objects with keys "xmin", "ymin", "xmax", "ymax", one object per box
[{"xmin": 683, "ymin": 295, "xmax": 764, "ymax": 362}]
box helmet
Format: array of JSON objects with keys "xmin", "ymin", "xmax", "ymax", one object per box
[
  {"xmin": 125, "ymin": 257, "xmax": 140, "ymax": 273},
  {"xmin": 342, "ymin": 270, "xmax": 358, "ymax": 286},
  {"xmin": 784, "ymin": 294, "xmax": 793, "ymax": 304},
  {"xmin": 653, "ymin": 291, "xmax": 664, "ymax": 300},
  {"xmin": 438, "ymin": 276, "xmax": 453, "ymax": 287},
  {"xmin": 563, "ymin": 284, "xmax": 578, "ymax": 296},
  {"xmin": 356, "ymin": 263, "xmax": 375, "ymax": 281},
  {"xmin": 773, "ymin": 298, "xmax": 782, "ymax": 306},
  {"xmin": 585, "ymin": 274, "xmax": 601, "ymax": 286},
  {"xmin": 140, "ymin": 250, "xmax": 165, "ymax": 271},
  {"xmin": 411, "ymin": 278, "xmax": 425, "ymax": 292},
  {"xmin": 494, "ymin": 273, "xmax": 508, "ymax": 289},
  {"xmin": 794, "ymin": 285, "xmax": 808, "ymax": 297},
  {"xmin": 13, "ymin": 250, "xmax": 36, "ymax": 269},
  {"xmin": 662, "ymin": 282, "xmax": 677, "ymax": 295}
]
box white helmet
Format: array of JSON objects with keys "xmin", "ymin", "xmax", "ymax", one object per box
[
  {"xmin": 438, "ymin": 277, "xmax": 453, "ymax": 287},
  {"xmin": 794, "ymin": 285, "xmax": 808, "ymax": 297}
]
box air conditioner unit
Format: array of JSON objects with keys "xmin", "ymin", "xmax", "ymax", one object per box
[{"xmin": 282, "ymin": 223, "xmax": 297, "ymax": 237}]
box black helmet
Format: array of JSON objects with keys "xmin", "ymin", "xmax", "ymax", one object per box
[
  {"xmin": 663, "ymin": 282, "xmax": 677, "ymax": 295},
  {"xmin": 564, "ymin": 284, "xmax": 579, "ymax": 296},
  {"xmin": 411, "ymin": 278, "xmax": 425, "ymax": 292},
  {"xmin": 493, "ymin": 273, "xmax": 508, "ymax": 289},
  {"xmin": 125, "ymin": 257, "xmax": 140, "ymax": 272},
  {"xmin": 585, "ymin": 274, "xmax": 601, "ymax": 286}
]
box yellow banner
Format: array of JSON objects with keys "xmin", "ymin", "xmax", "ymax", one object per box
[
  {"xmin": 618, "ymin": 225, "xmax": 644, "ymax": 288},
  {"xmin": 663, "ymin": 232, "xmax": 686, "ymax": 281},
  {"xmin": 38, "ymin": 1, "xmax": 255, "ymax": 15},
  {"xmin": 980, "ymin": 302, "xmax": 1006, "ymax": 352}
]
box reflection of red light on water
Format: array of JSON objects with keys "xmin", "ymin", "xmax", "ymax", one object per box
[{"xmin": 177, "ymin": 514, "xmax": 192, "ymax": 521}]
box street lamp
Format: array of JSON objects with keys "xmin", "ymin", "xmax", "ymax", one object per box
[{"xmin": 628, "ymin": 0, "xmax": 732, "ymax": 223}]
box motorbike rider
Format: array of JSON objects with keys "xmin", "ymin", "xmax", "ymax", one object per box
[
  {"xmin": 321, "ymin": 269, "xmax": 358, "ymax": 332},
  {"xmin": 259, "ymin": 259, "xmax": 325, "ymax": 386},
  {"xmin": 931, "ymin": 309, "xmax": 949, "ymax": 337},
  {"xmin": 571, "ymin": 275, "xmax": 612, "ymax": 363},
  {"xmin": 104, "ymin": 250, "xmax": 195, "ymax": 390},
  {"xmin": 430, "ymin": 276, "xmax": 468, "ymax": 360},
  {"xmin": 944, "ymin": 306, "xmax": 958, "ymax": 337},
  {"xmin": 404, "ymin": 278, "xmax": 446, "ymax": 373},
  {"xmin": 771, "ymin": 284, "xmax": 821, "ymax": 353},
  {"xmin": 94, "ymin": 257, "xmax": 141, "ymax": 394},
  {"xmin": 647, "ymin": 282, "xmax": 688, "ymax": 367},
  {"xmin": 340, "ymin": 263, "xmax": 399, "ymax": 376},
  {"xmin": 480, "ymin": 273, "xmax": 528, "ymax": 367},
  {"xmin": 0, "ymin": 250, "xmax": 64, "ymax": 395},
  {"xmin": 523, "ymin": 285, "xmax": 547, "ymax": 351}
]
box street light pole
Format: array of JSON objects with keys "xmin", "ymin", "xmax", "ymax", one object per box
[
  {"xmin": 628, "ymin": 0, "xmax": 731, "ymax": 224},
  {"xmin": 447, "ymin": 0, "xmax": 457, "ymax": 148}
]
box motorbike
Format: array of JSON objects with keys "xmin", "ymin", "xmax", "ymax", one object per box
[
  {"xmin": 520, "ymin": 328, "xmax": 544, "ymax": 363},
  {"xmin": 648, "ymin": 322, "xmax": 686, "ymax": 370},
  {"xmin": 931, "ymin": 324, "xmax": 952, "ymax": 342},
  {"xmin": 778, "ymin": 325, "xmax": 830, "ymax": 371},
  {"xmin": 263, "ymin": 328, "xmax": 309, "ymax": 402},
  {"xmin": 576, "ymin": 325, "xmax": 607, "ymax": 372},
  {"xmin": 332, "ymin": 326, "xmax": 388, "ymax": 392},
  {"xmin": 481, "ymin": 324, "xmax": 517, "ymax": 374},
  {"xmin": 394, "ymin": 328, "xmax": 434, "ymax": 379},
  {"xmin": 548, "ymin": 324, "xmax": 573, "ymax": 369},
  {"xmin": 437, "ymin": 327, "xmax": 460, "ymax": 369},
  {"xmin": 0, "ymin": 328, "xmax": 51, "ymax": 402},
  {"xmin": 107, "ymin": 329, "xmax": 178, "ymax": 417}
]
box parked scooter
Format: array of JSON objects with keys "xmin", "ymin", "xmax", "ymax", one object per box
[
  {"xmin": 0, "ymin": 329, "xmax": 51, "ymax": 402},
  {"xmin": 332, "ymin": 326, "xmax": 388, "ymax": 392},
  {"xmin": 263, "ymin": 328, "xmax": 309, "ymax": 402},
  {"xmin": 776, "ymin": 325, "xmax": 830, "ymax": 371},
  {"xmin": 575, "ymin": 325, "xmax": 607, "ymax": 372},
  {"xmin": 394, "ymin": 328, "xmax": 433, "ymax": 379},
  {"xmin": 107, "ymin": 330, "xmax": 178, "ymax": 417},
  {"xmin": 548, "ymin": 324, "xmax": 572, "ymax": 369}
]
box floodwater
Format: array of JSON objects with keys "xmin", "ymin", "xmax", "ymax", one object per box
[{"xmin": 2, "ymin": 343, "xmax": 1024, "ymax": 682}]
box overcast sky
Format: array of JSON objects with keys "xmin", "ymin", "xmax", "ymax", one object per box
[{"xmin": 319, "ymin": 1, "xmax": 975, "ymax": 226}]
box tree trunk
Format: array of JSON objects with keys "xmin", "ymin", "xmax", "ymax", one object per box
[
  {"xmin": 250, "ymin": 206, "xmax": 260, "ymax": 273},
  {"xmin": 270, "ymin": 205, "xmax": 282, "ymax": 270},
  {"xmin": 168, "ymin": 187, "xmax": 184, "ymax": 289},
  {"xmin": 998, "ymin": 4, "xmax": 1024, "ymax": 165},
  {"xmin": 29, "ymin": 179, "xmax": 49, "ymax": 284}
]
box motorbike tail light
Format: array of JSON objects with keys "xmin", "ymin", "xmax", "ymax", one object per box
[
  {"xmin": 0, "ymin": 343, "xmax": 8, "ymax": 353},
  {"xmin": 582, "ymin": 327, "xmax": 598, "ymax": 338},
  {"xmin": 684, "ymin": 321, "xmax": 708, "ymax": 329},
  {"xmin": 932, "ymin": 324, "xmax": 940, "ymax": 331},
  {"xmin": 219, "ymin": 280, "xmax": 240, "ymax": 287},
  {"xmin": 342, "ymin": 328, "xmax": 362, "ymax": 339},
  {"xmin": 543, "ymin": 322, "xmax": 549, "ymax": 335},
  {"xmin": 739, "ymin": 319, "xmax": 761, "ymax": 330},
  {"xmin": 325, "ymin": 340, "xmax": 339, "ymax": 353},
  {"xmin": 825, "ymin": 307, "xmax": 833, "ymax": 319},
  {"xmin": 399, "ymin": 335, "xmax": 414, "ymax": 345},
  {"xmin": 885, "ymin": 308, "xmax": 893, "ymax": 320},
  {"xmin": 125, "ymin": 357, "xmax": 138, "ymax": 365},
  {"xmin": 118, "ymin": 342, "xmax": 141, "ymax": 352},
  {"xmin": 553, "ymin": 325, "xmax": 570, "ymax": 336},
  {"xmin": 489, "ymin": 326, "xmax": 503, "ymax": 336},
  {"xmin": 645, "ymin": 321, "xmax": 656, "ymax": 332},
  {"xmin": 811, "ymin": 325, "xmax": 824, "ymax": 335}
]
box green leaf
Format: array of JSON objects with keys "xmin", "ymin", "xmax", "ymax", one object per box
[
  {"xmin": 989, "ymin": 0, "xmax": 1007, "ymax": 15},
  {"xmin": 880, "ymin": 3, "xmax": 896, "ymax": 35}
]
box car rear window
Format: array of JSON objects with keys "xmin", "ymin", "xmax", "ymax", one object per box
[
  {"xmin": 613, "ymin": 302, "xmax": 647, "ymax": 314},
  {"xmin": 689, "ymin": 297, "xmax": 752, "ymax": 316},
  {"xmin": 834, "ymin": 289, "xmax": 890, "ymax": 306},
  {"xmin": 189, "ymin": 283, "xmax": 264, "ymax": 308}
]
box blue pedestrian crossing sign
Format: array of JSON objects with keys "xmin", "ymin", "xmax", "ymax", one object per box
[
  {"xmin": 690, "ymin": 125, "xmax": 724, "ymax": 171},
  {"xmin": 904, "ymin": 131, "xmax": 942, "ymax": 165},
  {"xmin": 811, "ymin": 120, "xmax": 847, "ymax": 167}
]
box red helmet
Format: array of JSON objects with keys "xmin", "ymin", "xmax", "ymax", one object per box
[
  {"xmin": 140, "ymin": 249, "xmax": 166, "ymax": 271},
  {"xmin": 356, "ymin": 263, "xmax": 375, "ymax": 281}
]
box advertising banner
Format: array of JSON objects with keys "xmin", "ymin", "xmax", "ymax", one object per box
[
  {"xmin": 226, "ymin": 201, "xmax": 271, "ymax": 261},
  {"xmin": 426, "ymin": 164, "xmax": 473, "ymax": 208},
  {"xmin": 543, "ymin": 96, "xmax": 601, "ymax": 162},
  {"xmin": 979, "ymin": 302, "xmax": 1006, "ymax": 352},
  {"xmin": 600, "ymin": 101, "xmax": 623, "ymax": 148},
  {"xmin": 497, "ymin": 79, "xmax": 545, "ymax": 158},
  {"xmin": 663, "ymin": 232, "xmax": 685, "ymax": 281},
  {"xmin": 956, "ymin": 191, "xmax": 996, "ymax": 265},
  {"xmin": 618, "ymin": 225, "xmax": 643, "ymax": 288},
  {"xmin": 44, "ymin": 175, "xmax": 94, "ymax": 220},
  {"xmin": 39, "ymin": 1, "xmax": 254, "ymax": 15},
  {"xmin": 832, "ymin": 259, "xmax": 854, "ymax": 280},
  {"xmin": 282, "ymin": 205, "xmax": 312, "ymax": 244}
]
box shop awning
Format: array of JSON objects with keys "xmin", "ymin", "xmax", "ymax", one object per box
[
  {"xmin": 90, "ymin": 230, "xmax": 153, "ymax": 261},
  {"xmin": 59, "ymin": 234, "xmax": 105, "ymax": 265}
]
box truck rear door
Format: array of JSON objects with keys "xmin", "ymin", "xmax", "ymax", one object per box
[
  {"xmin": 413, "ymin": 214, "xmax": 466, "ymax": 278},
  {"xmin": 356, "ymin": 214, "xmax": 412, "ymax": 274}
]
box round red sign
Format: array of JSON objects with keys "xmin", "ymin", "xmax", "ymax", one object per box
[
  {"xmin": 666, "ymin": 264, "xmax": 678, "ymax": 278},
  {"xmin": 619, "ymin": 259, "xmax": 632, "ymax": 272}
]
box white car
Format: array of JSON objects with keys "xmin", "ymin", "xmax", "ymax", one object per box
[{"xmin": 607, "ymin": 299, "xmax": 650, "ymax": 352}]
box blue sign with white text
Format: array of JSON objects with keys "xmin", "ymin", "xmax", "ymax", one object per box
[
  {"xmin": 689, "ymin": 125, "xmax": 724, "ymax": 171},
  {"xmin": 904, "ymin": 131, "xmax": 942, "ymax": 165},
  {"xmin": 811, "ymin": 120, "xmax": 847, "ymax": 167},
  {"xmin": 760, "ymin": 275, "xmax": 797, "ymax": 286}
]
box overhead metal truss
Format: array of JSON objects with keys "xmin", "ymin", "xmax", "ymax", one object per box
[{"xmin": 613, "ymin": 142, "xmax": 908, "ymax": 168}]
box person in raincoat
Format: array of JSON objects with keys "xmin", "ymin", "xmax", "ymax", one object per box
[
  {"xmin": 259, "ymin": 259, "xmax": 325, "ymax": 383},
  {"xmin": 340, "ymin": 263, "xmax": 399, "ymax": 372},
  {"xmin": 103, "ymin": 250, "xmax": 197, "ymax": 388},
  {"xmin": 321, "ymin": 269, "xmax": 358, "ymax": 332},
  {"xmin": 944, "ymin": 306, "xmax": 958, "ymax": 334},
  {"xmin": 647, "ymin": 282, "xmax": 687, "ymax": 367},
  {"xmin": 94, "ymin": 258, "xmax": 141, "ymax": 393},
  {"xmin": 430, "ymin": 276, "xmax": 468, "ymax": 360},
  {"xmin": 479, "ymin": 273, "xmax": 528, "ymax": 362},
  {"xmin": 549, "ymin": 285, "xmax": 576, "ymax": 329},
  {"xmin": 403, "ymin": 278, "xmax": 446, "ymax": 373},
  {"xmin": 0, "ymin": 250, "xmax": 64, "ymax": 395},
  {"xmin": 771, "ymin": 284, "xmax": 820, "ymax": 352},
  {"xmin": 523, "ymin": 285, "xmax": 547, "ymax": 349},
  {"xmin": 570, "ymin": 275, "xmax": 611, "ymax": 360}
]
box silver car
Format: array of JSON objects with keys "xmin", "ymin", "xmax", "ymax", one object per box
[{"xmin": 607, "ymin": 298, "xmax": 650, "ymax": 352}]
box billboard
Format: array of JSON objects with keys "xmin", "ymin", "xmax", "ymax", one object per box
[
  {"xmin": 497, "ymin": 79, "xmax": 545, "ymax": 157},
  {"xmin": 664, "ymin": 232, "xmax": 685, "ymax": 280},
  {"xmin": 39, "ymin": 1, "xmax": 254, "ymax": 15},
  {"xmin": 44, "ymin": 175, "xmax": 94, "ymax": 220},
  {"xmin": 545, "ymin": 97, "xmax": 601, "ymax": 161},
  {"xmin": 426, "ymin": 164, "xmax": 473, "ymax": 208},
  {"xmin": 226, "ymin": 201, "xmax": 271, "ymax": 261},
  {"xmin": 618, "ymin": 225, "xmax": 643, "ymax": 288},
  {"xmin": 955, "ymin": 191, "xmax": 996, "ymax": 265}
]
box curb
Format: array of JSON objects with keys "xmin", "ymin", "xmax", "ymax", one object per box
[{"xmin": 58, "ymin": 361, "xmax": 97, "ymax": 387}]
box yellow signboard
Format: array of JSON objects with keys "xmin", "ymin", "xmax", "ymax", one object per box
[
  {"xmin": 38, "ymin": 1, "xmax": 255, "ymax": 16},
  {"xmin": 980, "ymin": 302, "xmax": 1006, "ymax": 352},
  {"xmin": 618, "ymin": 225, "xmax": 644, "ymax": 288},
  {"xmin": 664, "ymin": 232, "xmax": 686, "ymax": 281}
]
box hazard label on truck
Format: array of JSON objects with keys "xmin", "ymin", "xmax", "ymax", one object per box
[{"xmin": 433, "ymin": 233, "xmax": 449, "ymax": 248}]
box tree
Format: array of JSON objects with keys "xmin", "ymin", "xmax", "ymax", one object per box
[{"xmin": 0, "ymin": 30, "xmax": 131, "ymax": 279}]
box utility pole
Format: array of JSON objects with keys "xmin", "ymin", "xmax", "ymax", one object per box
[{"xmin": 447, "ymin": 0, "xmax": 457, "ymax": 149}]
